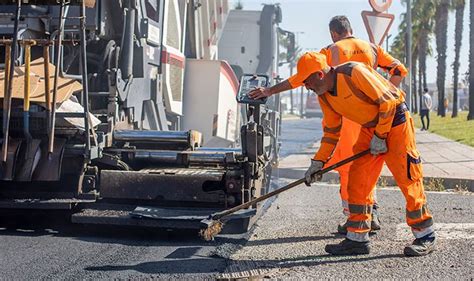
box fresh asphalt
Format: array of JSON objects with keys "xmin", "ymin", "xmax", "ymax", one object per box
[{"xmin": 0, "ymin": 117, "xmax": 323, "ymax": 279}]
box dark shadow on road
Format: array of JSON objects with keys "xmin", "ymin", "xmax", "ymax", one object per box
[
  {"xmin": 84, "ymin": 253, "xmax": 405, "ymax": 275},
  {"xmin": 85, "ymin": 258, "xmax": 227, "ymax": 274},
  {"xmin": 217, "ymin": 235, "xmax": 340, "ymax": 247},
  {"xmin": 165, "ymin": 247, "xmax": 202, "ymax": 259}
]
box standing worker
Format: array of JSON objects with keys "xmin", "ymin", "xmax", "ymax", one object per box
[
  {"xmin": 294, "ymin": 52, "xmax": 435, "ymax": 256},
  {"xmin": 420, "ymin": 88, "xmax": 432, "ymax": 130},
  {"xmin": 249, "ymin": 15, "xmax": 408, "ymax": 234}
]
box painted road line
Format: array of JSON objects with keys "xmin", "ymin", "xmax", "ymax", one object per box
[{"xmin": 396, "ymin": 223, "xmax": 474, "ymax": 240}]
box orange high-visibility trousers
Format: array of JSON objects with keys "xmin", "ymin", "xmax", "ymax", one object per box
[
  {"xmin": 324, "ymin": 118, "xmax": 381, "ymax": 215},
  {"xmin": 346, "ymin": 112, "xmax": 433, "ymax": 240}
]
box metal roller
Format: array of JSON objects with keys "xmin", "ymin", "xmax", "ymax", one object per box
[
  {"xmin": 133, "ymin": 150, "xmax": 179, "ymax": 164},
  {"xmin": 114, "ymin": 130, "xmax": 202, "ymax": 150}
]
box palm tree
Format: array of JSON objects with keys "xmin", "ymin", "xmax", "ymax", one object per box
[
  {"xmin": 434, "ymin": 0, "xmax": 451, "ymax": 117},
  {"xmin": 415, "ymin": 1, "xmax": 436, "ymax": 111},
  {"xmin": 391, "ymin": 1, "xmax": 436, "ymax": 113},
  {"xmin": 468, "ymin": 0, "xmax": 474, "ymax": 120},
  {"xmin": 390, "ymin": 1, "xmax": 417, "ymax": 106},
  {"xmin": 452, "ymin": 0, "xmax": 465, "ymax": 118}
]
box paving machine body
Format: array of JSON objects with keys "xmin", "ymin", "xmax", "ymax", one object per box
[{"xmin": 0, "ymin": 0, "xmax": 294, "ymax": 233}]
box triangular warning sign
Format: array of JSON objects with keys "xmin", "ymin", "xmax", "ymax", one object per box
[{"xmin": 361, "ymin": 11, "xmax": 395, "ymax": 46}]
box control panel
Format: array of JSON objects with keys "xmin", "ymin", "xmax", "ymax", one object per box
[{"xmin": 236, "ymin": 74, "xmax": 269, "ymax": 105}]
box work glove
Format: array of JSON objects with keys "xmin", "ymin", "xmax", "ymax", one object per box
[
  {"xmin": 248, "ymin": 87, "xmax": 272, "ymax": 100},
  {"xmin": 304, "ymin": 160, "xmax": 324, "ymax": 186},
  {"xmin": 370, "ymin": 134, "xmax": 388, "ymax": 155}
]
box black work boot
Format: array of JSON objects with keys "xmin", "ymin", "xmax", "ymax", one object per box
[
  {"xmin": 325, "ymin": 238, "xmax": 370, "ymax": 255},
  {"xmin": 404, "ymin": 232, "xmax": 436, "ymax": 257}
]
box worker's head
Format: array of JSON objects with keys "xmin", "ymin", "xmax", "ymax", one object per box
[
  {"xmin": 329, "ymin": 15, "xmax": 353, "ymax": 42},
  {"xmin": 424, "ymin": 87, "xmax": 429, "ymax": 93},
  {"xmin": 288, "ymin": 52, "xmax": 332, "ymax": 95}
]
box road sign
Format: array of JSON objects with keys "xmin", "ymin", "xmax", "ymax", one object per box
[
  {"xmin": 361, "ymin": 10, "xmax": 394, "ymax": 46},
  {"xmin": 369, "ymin": 0, "xmax": 392, "ymax": 12}
]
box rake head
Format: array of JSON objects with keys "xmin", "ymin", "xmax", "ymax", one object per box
[{"xmin": 199, "ymin": 217, "xmax": 224, "ymax": 241}]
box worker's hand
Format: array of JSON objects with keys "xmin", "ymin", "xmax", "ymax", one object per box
[
  {"xmin": 304, "ymin": 160, "xmax": 324, "ymax": 186},
  {"xmin": 248, "ymin": 87, "xmax": 272, "ymax": 100},
  {"xmin": 370, "ymin": 134, "xmax": 388, "ymax": 155}
]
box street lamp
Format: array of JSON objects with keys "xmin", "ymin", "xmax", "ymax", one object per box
[
  {"xmin": 386, "ymin": 34, "xmax": 392, "ymax": 52},
  {"xmin": 294, "ymin": 31, "xmax": 305, "ymax": 118}
]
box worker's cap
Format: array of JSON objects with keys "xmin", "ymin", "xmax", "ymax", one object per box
[{"xmin": 288, "ymin": 52, "xmax": 329, "ymax": 88}]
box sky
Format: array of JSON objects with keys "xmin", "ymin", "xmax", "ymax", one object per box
[{"xmin": 231, "ymin": 0, "xmax": 471, "ymax": 86}]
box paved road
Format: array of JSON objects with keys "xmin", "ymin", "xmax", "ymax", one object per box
[
  {"xmin": 0, "ymin": 118, "xmax": 323, "ymax": 279},
  {"xmin": 219, "ymin": 133, "xmax": 474, "ymax": 279},
  {"xmin": 222, "ymin": 183, "xmax": 473, "ymax": 279},
  {"xmin": 3, "ymin": 117, "xmax": 471, "ymax": 279}
]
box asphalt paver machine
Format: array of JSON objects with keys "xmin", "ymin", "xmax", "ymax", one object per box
[{"xmin": 0, "ymin": 0, "xmax": 294, "ymax": 233}]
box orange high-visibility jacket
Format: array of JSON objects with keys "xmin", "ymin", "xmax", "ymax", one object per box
[
  {"xmin": 319, "ymin": 36, "xmax": 408, "ymax": 77},
  {"xmin": 313, "ymin": 62, "xmax": 405, "ymax": 163},
  {"xmin": 318, "ymin": 37, "xmax": 407, "ymax": 167}
]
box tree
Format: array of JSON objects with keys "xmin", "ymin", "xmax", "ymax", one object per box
[
  {"xmin": 467, "ymin": 0, "xmax": 474, "ymax": 120},
  {"xmin": 234, "ymin": 0, "xmax": 243, "ymax": 10},
  {"xmin": 434, "ymin": 0, "xmax": 451, "ymax": 117},
  {"xmin": 469, "ymin": 0, "xmax": 474, "ymax": 120},
  {"xmin": 415, "ymin": 1, "xmax": 436, "ymax": 111},
  {"xmin": 390, "ymin": 2, "xmax": 414, "ymax": 106},
  {"xmin": 452, "ymin": 0, "xmax": 465, "ymax": 117}
]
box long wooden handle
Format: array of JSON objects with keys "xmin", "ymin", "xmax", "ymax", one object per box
[
  {"xmin": 43, "ymin": 45, "xmax": 51, "ymax": 111},
  {"xmin": 1, "ymin": 1, "xmax": 21, "ymax": 162},
  {"xmin": 48, "ymin": 1, "xmax": 65, "ymax": 155},
  {"xmin": 212, "ymin": 149, "xmax": 371, "ymax": 220}
]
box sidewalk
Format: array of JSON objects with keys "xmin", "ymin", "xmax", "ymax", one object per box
[
  {"xmin": 313, "ymin": 129, "xmax": 474, "ymax": 191},
  {"xmin": 380, "ymin": 129, "xmax": 474, "ymax": 191}
]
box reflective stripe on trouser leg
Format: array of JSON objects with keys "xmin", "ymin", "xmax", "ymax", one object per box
[
  {"xmin": 412, "ymin": 226, "xmax": 435, "ymax": 238},
  {"xmin": 347, "ymin": 231, "xmax": 370, "ymax": 242},
  {"xmin": 384, "ymin": 113, "xmax": 434, "ymax": 239},
  {"xmin": 346, "ymin": 127, "xmax": 383, "ymax": 236}
]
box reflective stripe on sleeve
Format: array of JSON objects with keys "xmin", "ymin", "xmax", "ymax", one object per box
[
  {"xmin": 329, "ymin": 45, "xmax": 340, "ymax": 66},
  {"xmin": 362, "ymin": 115, "xmax": 379, "ymax": 128},
  {"xmin": 379, "ymin": 107, "xmax": 396, "ymax": 119},
  {"xmin": 321, "ymin": 137, "xmax": 338, "ymax": 145},
  {"xmin": 343, "ymin": 75, "xmax": 378, "ymax": 105},
  {"xmin": 323, "ymin": 124, "xmax": 342, "ymax": 133}
]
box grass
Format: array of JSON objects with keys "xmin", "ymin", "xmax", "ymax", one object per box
[
  {"xmin": 423, "ymin": 178, "xmax": 446, "ymax": 191},
  {"xmin": 412, "ymin": 111, "xmax": 474, "ymax": 147}
]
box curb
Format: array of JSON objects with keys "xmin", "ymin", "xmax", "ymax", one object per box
[{"xmin": 321, "ymin": 172, "xmax": 474, "ymax": 192}]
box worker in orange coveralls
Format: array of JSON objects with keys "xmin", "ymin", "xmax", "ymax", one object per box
[
  {"xmin": 292, "ymin": 52, "xmax": 435, "ymax": 256},
  {"xmin": 249, "ymin": 15, "xmax": 408, "ymax": 235}
]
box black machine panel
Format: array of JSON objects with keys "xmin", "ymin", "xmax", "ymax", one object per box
[{"xmin": 236, "ymin": 74, "xmax": 269, "ymax": 105}]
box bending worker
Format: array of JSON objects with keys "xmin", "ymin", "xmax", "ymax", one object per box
[
  {"xmin": 249, "ymin": 15, "xmax": 408, "ymax": 235},
  {"xmin": 290, "ymin": 52, "xmax": 435, "ymax": 256}
]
